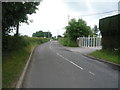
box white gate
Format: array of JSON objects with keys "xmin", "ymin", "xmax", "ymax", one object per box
[{"xmin": 77, "ymin": 36, "xmax": 102, "ymax": 48}]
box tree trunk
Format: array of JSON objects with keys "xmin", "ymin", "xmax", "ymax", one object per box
[{"xmin": 15, "ymin": 22, "xmax": 19, "ymax": 36}]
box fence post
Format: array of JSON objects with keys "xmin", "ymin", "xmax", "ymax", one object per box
[
  {"xmin": 88, "ymin": 35, "xmax": 90, "ymax": 47},
  {"xmin": 85, "ymin": 37, "xmax": 86, "ymax": 47},
  {"xmin": 93, "ymin": 35, "xmax": 95, "ymax": 47},
  {"xmin": 90, "ymin": 36, "xmax": 92, "ymax": 47},
  {"xmin": 78, "ymin": 36, "xmax": 101, "ymax": 48},
  {"xmin": 83, "ymin": 37, "xmax": 85, "ymax": 47},
  {"xmin": 79, "ymin": 37, "xmax": 80, "ymax": 47},
  {"xmin": 81, "ymin": 37, "xmax": 83, "ymax": 47},
  {"xmin": 96, "ymin": 37, "xmax": 98, "ymax": 47}
]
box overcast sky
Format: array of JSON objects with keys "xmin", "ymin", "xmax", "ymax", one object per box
[{"xmin": 19, "ymin": 0, "xmax": 119, "ymax": 37}]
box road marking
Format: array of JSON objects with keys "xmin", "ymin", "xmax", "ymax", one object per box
[
  {"xmin": 56, "ymin": 53, "xmax": 83, "ymax": 70},
  {"xmin": 49, "ymin": 42, "xmax": 52, "ymax": 49},
  {"xmin": 88, "ymin": 71, "xmax": 95, "ymax": 76},
  {"xmin": 69, "ymin": 61, "xmax": 83, "ymax": 70}
]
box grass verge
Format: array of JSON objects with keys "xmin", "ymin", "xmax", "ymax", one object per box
[
  {"xmin": 3, "ymin": 36, "xmax": 50, "ymax": 88},
  {"xmin": 58, "ymin": 38, "xmax": 78, "ymax": 47},
  {"xmin": 89, "ymin": 49, "xmax": 120, "ymax": 64}
]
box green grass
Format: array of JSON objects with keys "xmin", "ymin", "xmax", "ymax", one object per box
[
  {"xmin": 89, "ymin": 49, "xmax": 120, "ymax": 64},
  {"xmin": 58, "ymin": 38, "xmax": 78, "ymax": 47},
  {"xmin": 3, "ymin": 36, "xmax": 50, "ymax": 88}
]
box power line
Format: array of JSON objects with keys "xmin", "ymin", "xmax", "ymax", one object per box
[{"xmin": 78, "ymin": 10, "xmax": 118, "ymax": 17}]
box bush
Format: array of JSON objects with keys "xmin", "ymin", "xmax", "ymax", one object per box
[
  {"xmin": 58, "ymin": 38, "xmax": 78, "ymax": 47},
  {"xmin": 99, "ymin": 14, "xmax": 120, "ymax": 50},
  {"xmin": 3, "ymin": 36, "xmax": 50, "ymax": 52}
]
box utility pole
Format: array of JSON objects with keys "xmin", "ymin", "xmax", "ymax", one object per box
[
  {"xmin": 48, "ymin": 30, "xmax": 51, "ymax": 38},
  {"xmin": 48, "ymin": 31, "xmax": 49, "ymax": 38},
  {"xmin": 57, "ymin": 29, "xmax": 59, "ymax": 38},
  {"xmin": 44, "ymin": 33, "xmax": 45, "ymax": 38},
  {"xmin": 118, "ymin": 1, "xmax": 120, "ymax": 14},
  {"xmin": 57, "ymin": 29, "xmax": 59, "ymax": 36},
  {"xmin": 68, "ymin": 15, "xmax": 70, "ymax": 24}
]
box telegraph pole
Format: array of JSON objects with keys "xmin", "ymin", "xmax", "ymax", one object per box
[
  {"xmin": 68, "ymin": 15, "xmax": 70, "ymax": 24},
  {"xmin": 48, "ymin": 30, "xmax": 50, "ymax": 38},
  {"xmin": 118, "ymin": 1, "xmax": 120, "ymax": 14},
  {"xmin": 57, "ymin": 29, "xmax": 59, "ymax": 36}
]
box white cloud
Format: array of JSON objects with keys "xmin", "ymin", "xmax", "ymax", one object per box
[
  {"xmin": 20, "ymin": 0, "xmax": 70, "ymax": 36},
  {"xmin": 19, "ymin": 0, "xmax": 118, "ymax": 37}
]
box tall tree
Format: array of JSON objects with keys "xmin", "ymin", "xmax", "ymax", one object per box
[
  {"xmin": 65, "ymin": 18, "xmax": 93, "ymax": 40},
  {"xmin": 92, "ymin": 25, "xmax": 99, "ymax": 36},
  {"xmin": 2, "ymin": 2, "xmax": 40, "ymax": 36}
]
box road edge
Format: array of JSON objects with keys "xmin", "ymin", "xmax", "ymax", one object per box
[
  {"xmin": 82, "ymin": 54, "xmax": 120, "ymax": 67},
  {"xmin": 16, "ymin": 46, "xmax": 36, "ymax": 88}
]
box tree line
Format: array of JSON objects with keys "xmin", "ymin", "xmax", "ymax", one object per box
[{"xmin": 32, "ymin": 31, "xmax": 52, "ymax": 38}]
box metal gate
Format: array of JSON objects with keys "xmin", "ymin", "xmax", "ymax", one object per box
[{"xmin": 77, "ymin": 36, "xmax": 102, "ymax": 48}]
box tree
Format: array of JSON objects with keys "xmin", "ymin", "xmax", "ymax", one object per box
[
  {"xmin": 2, "ymin": 2, "xmax": 40, "ymax": 36},
  {"xmin": 32, "ymin": 31, "xmax": 52, "ymax": 38},
  {"xmin": 57, "ymin": 35, "xmax": 62, "ymax": 38},
  {"xmin": 92, "ymin": 25, "xmax": 99, "ymax": 36},
  {"xmin": 65, "ymin": 18, "xmax": 93, "ymax": 40}
]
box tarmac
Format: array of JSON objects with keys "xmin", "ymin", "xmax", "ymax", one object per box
[
  {"xmin": 65, "ymin": 46, "xmax": 102, "ymax": 55},
  {"xmin": 64, "ymin": 46, "xmax": 120, "ymax": 67}
]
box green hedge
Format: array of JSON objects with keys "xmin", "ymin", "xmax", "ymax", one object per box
[
  {"xmin": 3, "ymin": 36, "xmax": 49, "ymax": 52},
  {"xmin": 99, "ymin": 14, "xmax": 120, "ymax": 50},
  {"xmin": 58, "ymin": 38, "xmax": 78, "ymax": 47}
]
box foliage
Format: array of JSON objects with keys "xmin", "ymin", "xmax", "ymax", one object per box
[
  {"xmin": 2, "ymin": 2, "xmax": 40, "ymax": 36},
  {"xmin": 99, "ymin": 14, "xmax": 120, "ymax": 50},
  {"xmin": 52, "ymin": 36, "xmax": 57, "ymax": 40},
  {"xmin": 3, "ymin": 36, "xmax": 49, "ymax": 52},
  {"xmin": 65, "ymin": 18, "xmax": 93, "ymax": 41},
  {"xmin": 90, "ymin": 49, "xmax": 119, "ymax": 64},
  {"xmin": 32, "ymin": 30, "xmax": 52, "ymax": 38},
  {"xmin": 57, "ymin": 35, "xmax": 62, "ymax": 38},
  {"xmin": 3, "ymin": 36, "xmax": 49, "ymax": 88},
  {"xmin": 61, "ymin": 18, "xmax": 93, "ymax": 47},
  {"xmin": 58, "ymin": 38, "xmax": 78, "ymax": 47},
  {"xmin": 92, "ymin": 25, "xmax": 99, "ymax": 36}
]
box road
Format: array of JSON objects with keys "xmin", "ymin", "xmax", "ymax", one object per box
[{"xmin": 23, "ymin": 40, "xmax": 119, "ymax": 88}]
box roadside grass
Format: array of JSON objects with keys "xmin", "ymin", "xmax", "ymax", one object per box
[
  {"xmin": 3, "ymin": 36, "xmax": 50, "ymax": 88},
  {"xmin": 58, "ymin": 38, "xmax": 78, "ymax": 47},
  {"xmin": 89, "ymin": 49, "xmax": 120, "ymax": 64}
]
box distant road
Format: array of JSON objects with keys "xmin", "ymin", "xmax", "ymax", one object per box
[{"xmin": 23, "ymin": 40, "xmax": 118, "ymax": 88}]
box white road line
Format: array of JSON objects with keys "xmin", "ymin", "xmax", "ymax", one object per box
[
  {"xmin": 89, "ymin": 71, "xmax": 95, "ymax": 76},
  {"xmin": 49, "ymin": 42, "xmax": 52, "ymax": 49},
  {"xmin": 57, "ymin": 53, "xmax": 69, "ymax": 62},
  {"xmin": 69, "ymin": 61, "xmax": 83, "ymax": 70},
  {"xmin": 56, "ymin": 53, "xmax": 83, "ymax": 70}
]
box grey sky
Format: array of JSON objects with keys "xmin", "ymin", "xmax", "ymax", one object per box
[
  {"xmin": 19, "ymin": 0, "xmax": 119, "ymax": 37},
  {"xmin": 65, "ymin": 2, "xmax": 117, "ymax": 12}
]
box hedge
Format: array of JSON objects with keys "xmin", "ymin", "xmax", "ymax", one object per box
[{"xmin": 99, "ymin": 14, "xmax": 120, "ymax": 50}]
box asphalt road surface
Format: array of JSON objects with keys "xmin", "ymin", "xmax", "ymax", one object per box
[{"xmin": 23, "ymin": 40, "xmax": 119, "ymax": 88}]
